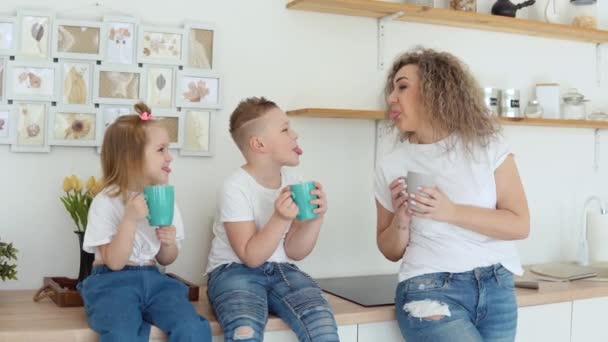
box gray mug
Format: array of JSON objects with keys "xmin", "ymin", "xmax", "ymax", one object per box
[{"xmin": 406, "ymin": 171, "xmax": 436, "ymax": 213}]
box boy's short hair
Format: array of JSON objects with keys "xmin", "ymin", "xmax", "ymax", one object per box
[{"xmin": 229, "ymin": 97, "xmax": 278, "ymax": 151}]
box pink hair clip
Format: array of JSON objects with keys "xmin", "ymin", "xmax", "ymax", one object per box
[{"xmin": 139, "ymin": 112, "xmax": 152, "ymax": 121}]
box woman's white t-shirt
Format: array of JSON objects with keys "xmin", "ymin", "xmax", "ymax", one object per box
[
  {"xmin": 374, "ymin": 135, "xmax": 524, "ymax": 282},
  {"xmin": 206, "ymin": 168, "xmax": 298, "ymax": 274},
  {"xmin": 83, "ymin": 188, "xmax": 185, "ymax": 265}
]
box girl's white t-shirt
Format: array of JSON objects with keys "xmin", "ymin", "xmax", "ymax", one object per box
[
  {"xmin": 374, "ymin": 135, "xmax": 524, "ymax": 282},
  {"xmin": 206, "ymin": 168, "xmax": 298, "ymax": 274},
  {"xmin": 83, "ymin": 188, "xmax": 185, "ymax": 265}
]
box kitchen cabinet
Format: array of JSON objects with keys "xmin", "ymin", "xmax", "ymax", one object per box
[
  {"xmin": 516, "ymin": 302, "xmax": 572, "ymax": 342},
  {"xmin": 571, "ymin": 296, "xmax": 608, "ymax": 342}
]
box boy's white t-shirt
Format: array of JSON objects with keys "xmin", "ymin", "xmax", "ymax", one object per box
[
  {"xmin": 206, "ymin": 168, "xmax": 299, "ymax": 273},
  {"xmin": 374, "ymin": 135, "xmax": 524, "ymax": 283},
  {"xmin": 83, "ymin": 187, "xmax": 185, "ymax": 265}
]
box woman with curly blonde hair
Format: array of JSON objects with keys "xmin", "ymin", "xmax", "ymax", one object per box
[{"xmin": 374, "ymin": 47, "xmax": 529, "ymax": 342}]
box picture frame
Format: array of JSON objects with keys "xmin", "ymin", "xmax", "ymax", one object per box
[
  {"xmin": 0, "ymin": 57, "xmax": 7, "ymax": 105},
  {"xmin": 52, "ymin": 19, "xmax": 103, "ymax": 61},
  {"xmin": 96, "ymin": 104, "xmax": 132, "ymax": 153},
  {"xmin": 16, "ymin": 9, "xmax": 54, "ymax": 60},
  {"xmin": 0, "ymin": 104, "xmax": 13, "ymax": 144},
  {"xmin": 10, "ymin": 101, "xmax": 50, "ymax": 153},
  {"xmin": 137, "ymin": 26, "xmax": 185, "ymax": 66},
  {"xmin": 143, "ymin": 64, "xmax": 176, "ymax": 109},
  {"xmin": 183, "ymin": 21, "xmax": 216, "ymax": 70},
  {"xmin": 59, "ymin": 60, "xmax": 94, "ymax": 106},
  {"xmin": 0, "ymin": 16, "xmax": 18, "ymax": 56},
  {"xmin": 153, "ymin": 109, "xmax": 183, "ymax": 149},
  {"xmin": 6, "ymin": 60, "xmax": 58, "ymax": 102},
  {"xmin": 93, "ymin": 64, "xmax": 144, "ymax": 105},
  {"xmin": 48, "ymin": 106, "xmax": 100, "ymax": 147},
  {"xmin": 175, "ymin": 69, "xmax": 221, "ymax": 109},
  {"xmin": 101, "ymin": 16, "xmax": 138, "ymax": 65},
  {"xmin": 179, "ymin": 108, "xmax": 212, "ymax": 157}
]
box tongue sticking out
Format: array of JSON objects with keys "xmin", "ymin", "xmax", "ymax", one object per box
[
  {"xmin": 293, "ymin": 147, "xmax": 303, "ymax": 155},
  {"xmin": 390, "ymin": 112, "xmax": 400, "ymax": 120},
  {"xmin": 162, "ymin": 166, "xmax": 172, "ymax": 173}
]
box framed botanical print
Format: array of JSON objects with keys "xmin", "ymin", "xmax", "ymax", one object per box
[
  {"xmin": 96, "ymin": 104, "xmax": 132, "ymax": 153},
  {"xmin": 93, "ymin": 64, "xmax": 143, "ymax": 105},
  {"xmin": 11, "ymin": 101, "xmax": 50, "ymax": 153},
  {"xmin": 179, "ymin": 109, "xmax": 212, "ymax": 157},
  {"xmin": 137, "ymin": 26, "xmax": 184, "ymax": 66},
  {"xmin": 176, "ymin": 69, "xmax": 221, "ymax": 109},
  {"xmin": 101, "ymin": 16, "xmax": 138, "ymax": 65},
  {"xmin": 0, "ymin": 16, "xmax": 17, "ymax": 56},
  {"xmin": 184, "ymin": 22, "xmax": 215, "ymax": 70},
  {"xmin": 153, "ymin": 109, "xmax": 183, "ymax": 149},
  {"xmin": 49, "ymin": 106, "xmax": 100, "ymax": 147},
  {"xmin": 143, "ymin": 65, "xmax": 176, "ymax": 109},
  {"xmin": 16, "ymin": 10, "xmax": 53, "ymax": 60},
  {"xmin": 59, "ymin": 60, "xmax": 94, "ymax": 106},
  {"xmin": 0, "ymin": 57, "xmax": 7, "ymax": 105},
  {"xmin": 52, "ymin": 19, "xmax": 103, "ymax": 60},
  {"xmin": 0, "ymin": 105, "xmax": 12, "ymax": 144},
  {"xmin": 7, "ymin": 61, "xmax": 58, "ymax": 102}
]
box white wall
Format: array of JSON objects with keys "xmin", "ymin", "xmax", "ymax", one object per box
[{"xmin": 1, "ymin": 0, "xmax": 607, "ymax": 290}]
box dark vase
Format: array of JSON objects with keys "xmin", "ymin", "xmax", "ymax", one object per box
[
  {"xmin": 75, "ymin": 231, "xmax": 94, "ymax": 282},
  {"xmin": 491, "ymin": 0, "xmax": 536, "ymax": 17}
]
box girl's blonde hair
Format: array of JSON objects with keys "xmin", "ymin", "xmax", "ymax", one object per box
[
  {"xmin": 384, "ymin": 47, "xmax": 500, "ymax": 154},
  {"xmin": 100, "ymin": 102, "xmax": 160, "ymax": 201}
]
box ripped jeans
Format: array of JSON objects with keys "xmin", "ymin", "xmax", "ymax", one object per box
[
  {"xmin": 207, "ymin": 262, "xmax": 339, "ymax": 342},
  {"xmin": 395, "ymin": 264, "xmax": 517, "ymax": 342}
]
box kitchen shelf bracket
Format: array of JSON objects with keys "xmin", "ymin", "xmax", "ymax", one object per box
[{"xmin": 378, "ymin": 11, "xmax": 404, "ymax": 70}]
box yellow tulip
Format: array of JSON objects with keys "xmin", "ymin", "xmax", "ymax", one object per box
[
  {"xmin": 86, "ymin": 176, "xmax": 96, "ymax": 192},
  {"xmin": 71, "ymin": 175, "xmax": 83, "ymax": 192},
  {"xmin": 90, "ymin": 180, "xmax": 103, "ymax": 197},
  {"xmin": 62, "ymin": 177, "xmax": 73, "ymax": 192}
]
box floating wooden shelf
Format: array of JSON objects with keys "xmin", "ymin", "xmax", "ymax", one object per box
[
  {"xmin": 286, "ymin": 0, "xmax": 608, "ymax": 44},
  {"xmin": 287, "ymin": 108, "xmax": 608, "ymax": 129}
]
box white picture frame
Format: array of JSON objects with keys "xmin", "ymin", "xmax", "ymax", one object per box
[
  {"xmin": 59, "ymin": 60, "xmax": 94, "ymax": 106},
  {"xmin": 179, "ymin": 108, "xmax": 213, "ymax": 157},
  {"xmin": 93, "ymin": 64, "xmax": 144, "ymax": 105},
  {"xmin": 48, "ymin": 106, "xmax": 100, "ymax": 147},
  {"xmin": 0, "ymin": 57, "xmax": 7, "ymax": 105},
  {"xmin": 52, "ymin": 19, "xmax": 103, "ymax": 61},
  {"xmin": 0, "ymin": 16, "xmax": 18, "ymax": 56},
  {"xmin": 10, "ymin": 101, "xmax": 50, "ymax": 153},
  {"xmin": 96, "ymin": 104, "xmax": 132, "ymax": 153},
  {"xmin": 153, "ymin": 109, "xmax": 183, "ymax": 149},
  {"xmin": 183, "ymin": 21, "xmax": 216, "ymax": 70},
  {"xmin": 137, "ymin": 26, "xmax": 185, "ymax": 66},
  {"xmin": 101, "ymin": 16, "xmax": 138, "ymax": 65},
  {"xmin": 16, "ymin": 9, "xmax": 54, "ymax": 60},
  {"xmin": 176, "ymin": 69, "xmax": 222, "ymax": 109},
  {"xmin": 6, "ymin": 60, "xmax": 58, "ymax": 102},
  {"xmin": 143, "ymin": 64, "xmax": 176, "ymax": 109},
  {"xmin": 0, "ymin": 104, "xmax": 13, "ymax": 144}
]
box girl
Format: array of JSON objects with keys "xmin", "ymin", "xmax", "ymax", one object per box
[
  {"xmin": 78, "ymin": 102, "xmax": 212, "ymax": 342},
  {"xmin": 375, "ymin": 48, "xmax": 530, "ymax": 342}
]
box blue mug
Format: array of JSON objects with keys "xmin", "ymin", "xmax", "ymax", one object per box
[
  {"xmin": 289, "ymin": 181, "xmax": 319, "ymax": 221},
  {"xmin": 143, "ymin": 185, "xmax": 174, "ymax": 226}
]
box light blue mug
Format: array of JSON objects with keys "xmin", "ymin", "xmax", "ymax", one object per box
[
  {"xmin": 289, "ymin": 181, "xmax": 319, "ymax": 221},
  {"xmin": 143, "ymin": 185, "xmax": 174, "ymax": 226}
]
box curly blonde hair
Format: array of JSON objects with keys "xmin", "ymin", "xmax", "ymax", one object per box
[{"xmin": 384, "ymin": 47, "xmax": 500, "ymax": 154}]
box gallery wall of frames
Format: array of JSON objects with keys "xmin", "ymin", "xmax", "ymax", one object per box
[{"xmin": 0, "ymin": 10, "xmax": 220, "ymax": 156}]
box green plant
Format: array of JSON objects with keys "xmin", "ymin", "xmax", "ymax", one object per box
[
  {"xmin": 60, "ymin": 175, "xmax": 102, "ymax": 232},
  {"xmin": 0, "ymin": 238, "xmax": 18, "ymax": 281}
]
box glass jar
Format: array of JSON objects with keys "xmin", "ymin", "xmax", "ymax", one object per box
[
  {"xmin": 524, "ymin": 100, "xmax": 543, "ymax": 118},
  {"xmin": 562, "ymin": 88, "xmax": 588, "ymax": 120},
  {"xmin": 570, "ymin": 0, "xmax": 597, "ymax": 29},
  {"xmin": 450, "ymin": 0, "xmax": 476, "ymax": 11},
  {"xmin": 500, "ymin": 89, "xmax": 521, "ymax": 118}
]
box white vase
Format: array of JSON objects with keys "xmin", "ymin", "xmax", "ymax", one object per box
[{"xmin": 545, "ymin": 0, "xmax": 559, "ymax": 23}]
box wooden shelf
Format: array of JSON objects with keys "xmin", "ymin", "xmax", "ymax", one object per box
[
  {"xmin": 287, "ymin": 108, "xmax": 608, "ymax": 129},
  {"xmin": 286, "ymin": 0, "xmax": 608, "ymax": 44}
]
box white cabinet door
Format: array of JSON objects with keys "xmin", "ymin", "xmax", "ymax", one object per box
[
  {"xmin": 208, "ymin": 324, "xmax": 357, "ymax": 342},
  {"xmin": 516, "ymin": 302, "xmax": 572, "ymax": 342},
  {"xmin": 358, "ymin": 321, "xmax": 404, "ymax": 342},
  {"xmin": 571, "ymin": 296, "xmax": 608, "ymax": 342}
]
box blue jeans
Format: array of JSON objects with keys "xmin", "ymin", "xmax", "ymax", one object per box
[
  {"xmin": 395, "ymin": 264, "xmax": 517, "ymax": 342},
  {"xmin": 207, "ymin": 262, "xmax": 339, "ymax": 342},
  {"xmin": 77, "ymin": 265, "xmax": 212, "ymax": 342}
]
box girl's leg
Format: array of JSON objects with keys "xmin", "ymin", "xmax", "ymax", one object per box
[
  {"xmin": 268, "ymin": 263, "xmax": 339, "ymax": 342},
  {"xmin": 144, "ymin": 270, "xmax": 211, "ymax": 342},
  {"xmin": 476, "ymin": 265, "xmax": 518, "ymax": 342},
  {"xmin": 207, "ymin": 263, "xmax": 270, "ymax": 342},
  {"xmin": 78, "ymin": 266, "xmax": 150, "ymax": 342}
]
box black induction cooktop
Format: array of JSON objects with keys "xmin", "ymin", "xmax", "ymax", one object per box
[{"xmin": 316, "ymin": 274, "xmax": 397, "ymax": 307}]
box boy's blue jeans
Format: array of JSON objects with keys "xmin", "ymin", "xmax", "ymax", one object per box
[
  {"xmin": 77, "ymin": 265, "xmax": 212, "ymax": 342},
  {"xmin": 207, "ymin": 262, "xmax": 339, "ymax": 342},
  {"xmin": 396, "ymin": 264, "xmax": 517, "ymax": 342}
]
